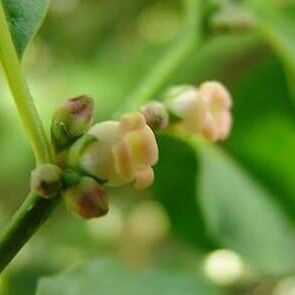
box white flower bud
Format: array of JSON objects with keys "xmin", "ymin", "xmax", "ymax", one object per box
[
  {"xmin": 166, "ymin": 85, "xmax": 207, "ymax": 133},
  {"xmin": 166, "ymin": 82, "xmax": 233, "ymax": 142},
  {"xmin": 68, "ymin": 112, "xmax": 159, "ymax": 189}
]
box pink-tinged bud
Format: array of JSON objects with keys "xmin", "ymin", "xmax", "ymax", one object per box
[
  {"xmin": 69, "ymin": 112, "xmax": 159, "ymax": 189},
  {"xmin": 165, "ymin": 85, "xmax": 207, "ymax": 132},
  {"xmin": 30, "ymin": 164, "xmax": 63, "ymax": 198},
  {"xmin": 140, "ymin": 101, "xmax": 169, "ymax": 132},
  {"xmin": 165, "ymin": 82, "xmax": 233, "ymax": 142},
  {"xmin": 51, "ymin": 95, "xmax": 94, "ymax": 151},
  {"xmin": 198, "ymin": 81, "xmax": 232, "ymax": 142},
  {"xmin": 63, "ymin": 176, "xmax": 108, "ymax": 219}
]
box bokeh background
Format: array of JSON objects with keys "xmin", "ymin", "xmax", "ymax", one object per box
[{"xmin": 0, "ymin": 0, "xmax": 295, "ymax": 294}]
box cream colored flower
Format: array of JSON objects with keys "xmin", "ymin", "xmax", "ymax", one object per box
[
  {"xmin": 75, "ymin": 112, "xmax": 158, "ymax": 189},
  {"xmin": 198, "ymin": 81, "xmax": 232, "ymax": 142},
  {"xmin": 166, "ymin": 82, "xmax": 232, "ymax": 142},
  {"xmin": 167, "ymin": 86, "xmax": 207, "ymax": 133}
]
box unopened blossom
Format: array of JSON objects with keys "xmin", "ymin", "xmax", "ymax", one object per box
[
  {"xmin": 140, "ymin": 101, "xmax": 169, "ymax": 132},
  {"xmin": 166, "ymin": 85, "xmax": 207, "ymax": 133},
  {"xmin": 31, "ymin": 164, "xmax": 63, "ymax": 198},
  {"xmin": 51, "ymin": 95, "xmax": 94, "ymax": 151},
  {"xmin": 166, "ymin": 82, "xmax": 232, "ymax": 142},
  {"xmin": 63, "ymin": 176, "xmax": 108, "ymax": 219},
  {"xmin": 198, "ymin": 81, "xmax": 232, "ymax": 142},
  {"xmin": 68, "ymin": 112, "xmax": 159, "ymax": 189}
]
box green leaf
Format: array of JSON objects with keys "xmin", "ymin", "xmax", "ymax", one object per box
[
  {"xmin": 152, "ymin": 134, "xmax": 216, "ymax": 250},
  {"xmin": 2, "ymin": 0, "xmax": 50, "ymax": 57},
  {"xmin": 37, "ymin": 258, "xmax": 220, "ymax": 295},
  {"xmin": 246, "ymin": 0, "xmax": 295, "ymax": 103},
  {"xmin": 227, "ymin": 56, "xmax": 295, "ymax": 218},
  {"xmin": 198, "ymin": 144, "xmax": 295, "ymax": 275}
]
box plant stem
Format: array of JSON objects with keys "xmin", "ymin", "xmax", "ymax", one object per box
[
  {"xmin": 0, "ymin": 1, "xmax": 51, "ymax": 164},
  {"xmin": 0, "ymin": 1, "xmax": 57, "ymax": 272},
  {"xmin": 114, "ymin": 0, "xmax": 202, "ymax": 117},
  {"xmin": 0, "ymin": 193, "xmax": 61, "ymax": 272},
  {"xmin": 114, "ymin": 34, "xmax": 196, "ymax": 116}
]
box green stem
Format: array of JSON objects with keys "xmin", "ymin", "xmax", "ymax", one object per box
[
  {"xmin": 0, "ymin": 193, "xmax": 61, "ymax": 272},
  {"xmin": 0, "ymin": 1, "xmax": 51, "ymax": 164},
  {"xmin": 114, "ymin": 0, "xmax": 202, "ymax": 117},
  {"xmin": 0, "ymin": 1, "xmax": 57, "ymax": 272}
]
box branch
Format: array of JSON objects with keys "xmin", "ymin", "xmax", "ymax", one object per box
[
  {"xmin": 0, "ymin": 1, "xmax": 57, "ymax": 272},
  {"xmin": 0, "ymin": 193, "xmax": 61, "ymax": 272}
]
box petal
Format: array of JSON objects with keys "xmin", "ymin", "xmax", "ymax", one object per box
[
  {"xmin": 125, "ymin": 126, "xmax": 159, "ymax": 168},
  {"xmin": 201, "ymin": 113, "xmax": 219, "ymax": 142},
  {"xmin": 216, "ymin": 111, "xmax": 232, "ymax": 140},
  {"xmin": 199, "ymin": 81, "xmax": 232, "ymax": 111},
  {"xmin": 134, "ymin": 167, "xmax": 154, "ymax": 190},
  {"xmin": 182, "ymin": 95, "xmax": 208, "ymax": 133},
  {"xmin": 112, "ymin": 139, "xmax": 134, "ymax": 181},
  {"xmin": 168, "ymin": 86, "xmax": 199, "ymax": 118},
  {"xmin": 88, "ymin": 121, "xmax": 121, "ymax": 144},
  {"xmin": 119, "ymin": 112, "xmax": 146, "ymax": 134}
]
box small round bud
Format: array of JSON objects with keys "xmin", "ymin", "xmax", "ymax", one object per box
[
  {"xmin": 140, "ymin": 101, "xmax": 169, "ymax": 132},
  {"xmin": 30, "ymin": 164, "xmax": 63, "ymax": 198},
  {"xmin": 63, "ymin": 176, "xmax": 108, "ymax": 219},
  {"xmin": 51, "ymin": 95, "xmax": 94, "ymax": 151}
]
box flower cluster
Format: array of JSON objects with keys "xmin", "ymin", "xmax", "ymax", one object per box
[{"xmin": 31, "ymin": 81, "xmax": 232, "ymax": 220}]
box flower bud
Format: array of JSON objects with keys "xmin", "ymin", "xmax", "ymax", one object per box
[
  {"xmin": 68, "ymin": 112, "xmax": 159, "ymax": 189},
  {"xmin": 63, "ymin": 176, "xmax": 108, "ymax": 219},
  {"xmin": 51, "ymin": 95, "xmax": 94, "ymax": 151},
  {"xmin": 30, "ymin": 164, "xmax": 63, "ymax": 198},
  {"xmin": 198, "ymin": 81, "xmax": 232, "ymax": 142},
  {"xmin": 165, "ymin": 82, "xmax": 233, "ymax": 142},
  {"xmin": 140, "ymin": 101, "xmax": 169, "ymax": 132},
  {"xmin": 165, "ymin": 85, "xmax": 207, "ymax": 132}
]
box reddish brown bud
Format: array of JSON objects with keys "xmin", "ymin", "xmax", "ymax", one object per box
[
  {"xmin": 30, "ymin": 164, "xmax": 63, "ymax": 198},
  {"xmin": 63, "ymin": 177, "xmax": 108, "ymax": 219},
  {"xmin": 51, "ymin": 95, "xmax": 94, "ymax": 150},
  {"xmin": 140, "ymin": 101, "xmax": 169, "ymax": 132}
]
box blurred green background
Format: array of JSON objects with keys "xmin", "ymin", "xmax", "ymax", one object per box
[{"xmin": 0, "ymin": 0, "xmax": 295, "ymax": 294}]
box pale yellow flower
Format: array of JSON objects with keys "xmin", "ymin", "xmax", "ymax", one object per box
[
  {"xmin": 167, "ymin": 82, "xmax": 232, "ymax": 142},
  {"xmin": 78, "ymin": 112, "xmax": 158, "ymax": 189}
]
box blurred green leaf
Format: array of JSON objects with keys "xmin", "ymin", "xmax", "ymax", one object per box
[
  {"xmin": 227, "ymin": 57, "xmax": 295, "ymax": 218},
  {"xmin": 152, "ymin": 134, "xmax": 216, "ymax": 250},
  {"xmin": 198, "ymin": 144, "xmax": 295, "ymax": 275},
  {"xmin": 3, "ymin": 0, "xmax": 50, "ymax": 57},
  {"xmin": 37, "ymin": 258, "xmax": 220, "ymax": 295},
  {"xmin": 247, "ymin": 0, "xmax": 295, "ymax": 103}
]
